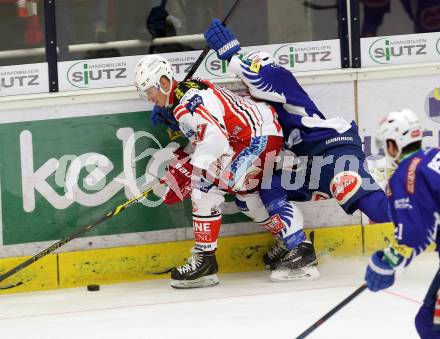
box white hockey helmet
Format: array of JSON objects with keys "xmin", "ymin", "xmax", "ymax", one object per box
[
  {"xmin": 134, "ymin": 55, "xmax": 174, "ymax": 102},
  {"xmin": 376, "ymin": 108, "xmax": 422, "ymax": 161},
  {"xmin": 242, "ymin": 50, "xmax": 274, "ymax": 67}
]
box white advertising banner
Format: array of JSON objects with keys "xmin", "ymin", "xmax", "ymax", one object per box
[
  {"xmin": 58, "ymin": 56, "xmax": 140, "ymax": 91},
  {"xmin": 361, "ymin": 32, "xmax": 440, "ymax": 67},
  {"xmin": 58, "ymin": 39, "xmax": 341, "ymax": 91},
  {"xmin": 358, "ymin": 75, "xmax": 440, "ymax": 223},
  {"xmin": 0, "ymin": 63, "xmax": 49, "ymax": 96}
]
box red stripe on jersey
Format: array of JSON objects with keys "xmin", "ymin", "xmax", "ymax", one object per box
[
  {"xmin": 174, "ymin": 105, "xmax": 189, "ymax": 120},
  {"xmin": 211, "ymin": 87, "xmax": 255, "ymax": 139},
  {"xmin": 216, "ymin": 87, "xmax": 258, "ymax": 132},
  {"xmin": 196, "ymin": 105, "xmax": 229, "ymax": 139},
  {"xmin": 269, "ymin": 105, "xmax": 282, "ymax": 132}
]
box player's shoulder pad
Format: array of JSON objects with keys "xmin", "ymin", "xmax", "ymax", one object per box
[{"xmin": 171, "ymin": 80, "xmax": 209, "ymax": 112}]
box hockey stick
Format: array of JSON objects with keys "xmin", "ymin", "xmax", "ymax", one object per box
[
  {"xmin": 0, "ymin": 186, "xmax": 157, "ymax": 290},
  {"xmin": 295, "ymin": 284, "xmax": 368, "ymax": 338},
  {"xmin": 183, "ymin": 0, "xmax": 240, "ymax": 81}
]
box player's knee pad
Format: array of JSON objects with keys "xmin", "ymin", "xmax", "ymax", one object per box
[
  {"xmin": 191, "ymin": 187, "xmax": 225, "ymax": 217},
  {"xmin": 235, "ymin": 192, "xmax": 269, "ymax": 223}
]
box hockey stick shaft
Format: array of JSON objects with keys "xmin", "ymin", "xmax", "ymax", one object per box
[
  {"xmin": 296, "ymin": 284, "xmax": 368, "ymax": 338},
  {"xmin": 183, "ymin": 0, "xmax": 240, "ymax": 81},
  {"xmin": 0, "ymin": 186, "xmax": 155, "ymax": 287}
]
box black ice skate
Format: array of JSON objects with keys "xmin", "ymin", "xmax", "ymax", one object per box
[
  {"xmin": 270, "ymin": 241, "xmax": 320, "ymax": 281},
  {"xmin": 263, "ymin": 238, "xmax": 290, "ymax": 270},
  {"xmin": 170, "ymin": 248, "xmax": 219, "ymax": 289}
]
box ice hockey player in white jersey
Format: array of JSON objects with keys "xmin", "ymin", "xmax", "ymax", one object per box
[
  {"xmin": 204, "ymin": 19, "xmax": 390, "ymax": 281},
  {"xmin": 134, "ymin": 54, "xmax": 287, "ymax": 288}
]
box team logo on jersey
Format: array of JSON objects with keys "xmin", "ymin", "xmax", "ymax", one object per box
[
  {"xmin": 330, "ymin": 171, "xmax": 362, "ymax": 205},
  {"xmin": 406, "ymin": 157, "xmax": 422, "ymax": 194},
  {"xmin": 394, "ymin": 197, "xmax": 413, "ymax": 210},
  {"xmin": 427, "ymin": 151, "xmax": 440, "ymax": 175},
  {"xmin": 184, "ymin": 129, "xmax": 196, "ymax": 139},
  {"xmin": 232, "ymin": 125, "xmax": 243, "ymax": 136},
  {"xmin": 186, "ymin": 94, "xmax": 203, "ymax": 113},
  {"xmin": 230, "ymin": 137, "xmax": 268, "ymax": 176},
  {"xmin": 249, "ymin": 61, "xmax": 261, "ymax": 73},
  {"xmin": 261, "ymin": 214, "xmax": 284, "ymax": 235}
]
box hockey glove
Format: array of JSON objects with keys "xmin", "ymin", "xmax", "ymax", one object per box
[
  {"xmin": 151, "ymin": 105, "xmax": 180, "ymax": 132},
  {"xmin": 365, "ymin": 250, "xmax": 396, "ymax": 292},
  {"xmin": 204, "ymin": 19, "xmax": 241, "ymax": 61}
]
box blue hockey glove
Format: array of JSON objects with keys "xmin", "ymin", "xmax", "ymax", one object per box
[
  {"xmin": 365, "ymin": 250, "xmax": 395, "ymax": 292},
  {"xmin": 204, "ymin": 19, "xmax": 241, "ymax": 60},
  {"xmin": 151, "ymin": 105, "xmax": 180, "ymax": 132}
]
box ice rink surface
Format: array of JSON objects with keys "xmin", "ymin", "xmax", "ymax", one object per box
[{"xmin": 0, "ymin": 253, "xmax": 437, "ymax": 339}]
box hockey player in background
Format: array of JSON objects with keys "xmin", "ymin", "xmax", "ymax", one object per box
[
  {"xmin": 364, "ymin": 109, "xmax": 440, "ymax": 339},
  {"xmin": 203, "ymin": 19, "xmax": 390, "ymax": 281},
  {"xmin": 134, "ymin": 54, "xmax": 286, "ymax": 288},
  {"xmin": 361, "ymin": 0, "xmax": 440, "ymax": 37}
]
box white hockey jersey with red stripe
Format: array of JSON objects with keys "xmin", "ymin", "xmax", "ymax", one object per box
[{"xmin": 170, "ymin": 80, "xmax": 282, "ymax": 171}]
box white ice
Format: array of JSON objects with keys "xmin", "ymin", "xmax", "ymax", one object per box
[{"xmin": 0, "ymin": 253, "xmax": 436, "ymax": 339}]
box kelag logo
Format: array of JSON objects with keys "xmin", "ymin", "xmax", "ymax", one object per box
[
  {"xmin": 368, "ymin": 37, "xmax": 427, "ymax": 64},
  {"xmin": 67, "ymin": 61, "xmax": 127, "ymax": 88},
  {"xmin": 425, "ymin": 87, "xmax": 440, "ymax": 123},
  {"xmin": 274, "ymin": 44, "xmax": 332, "ymax": 69},
  {"xmin": 204, "ymin": 51, "xmax": 229, "ymax": 77}
]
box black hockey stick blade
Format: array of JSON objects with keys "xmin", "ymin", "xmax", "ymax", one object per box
[
  {"xmin": 184, "ymin": 0, "xmax": 240, "ymax": 81},
  {"xmin": 145, "ymin": 267, "xmax": 174, "ymax": 275},
  {"xmin": 0, "ymin": 187, "xmax": 155, "ymax": 289},
  {"xmin": 296, "ymin": 284, "xmax": 368, "ymax": 338}
]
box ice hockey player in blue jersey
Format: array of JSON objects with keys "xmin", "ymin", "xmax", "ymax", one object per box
[
  {"xmin": 364, "ymin": 109, "xmax": 440, "ymax": 338},
  {"xmin": 204, "ymin": 19, "xmax": 390, "ymax": 281}
]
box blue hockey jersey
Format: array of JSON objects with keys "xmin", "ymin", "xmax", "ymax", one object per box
[
  {"xmin": 388, "ymin": 148, "xmax": 440, "ymax": 255},
  {"xmin": 228, "ymin": 51, "xmax": 362, "ymax": 156}
]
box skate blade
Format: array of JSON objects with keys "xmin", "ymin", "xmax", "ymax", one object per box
[
  {"xmin": 170, "ymin": 274, "xmax": 220, "ymax": 289},
  {"xmin": 270, "ymin": 266, "xmax": 320, "ymax": 282}
]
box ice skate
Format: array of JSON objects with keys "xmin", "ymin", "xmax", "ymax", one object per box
[
  {"xmin": 170, "ymin": 248, "xmax": 219, "ymax": 289},
  {"xmin": 270, "ymin": 241, "xmax": 320, "ymax": 281}
]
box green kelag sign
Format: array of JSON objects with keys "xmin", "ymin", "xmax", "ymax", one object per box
[{"xmin": 0, "ymin": 111, "xmax": 247, "ymax": 245}]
